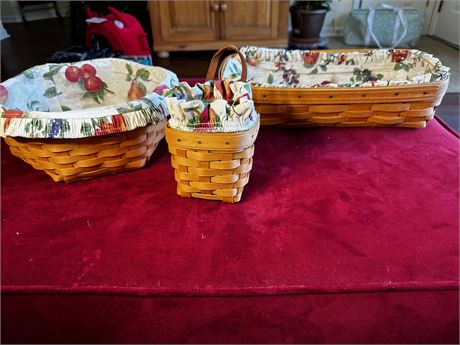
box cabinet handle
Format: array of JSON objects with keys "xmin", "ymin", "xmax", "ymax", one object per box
[
  {"xmin": 211, "ymin": 3, "xmax": 219, "ymax": 12},
  {"xmin": 220, "ymin": 3, "xmax": 228, "ymax": 12}
]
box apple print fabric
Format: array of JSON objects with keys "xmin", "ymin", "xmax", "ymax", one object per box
[
  {"xmin": 164, "ymin": 79, "xmax": 258, "ymax": 133},
  {"xmin": 221, "ymin": 46, "xmax": 450, "ymax": 88},
  {"xmin": 0, "ymin": 58, "xmax": 178, "ymax": 138}
]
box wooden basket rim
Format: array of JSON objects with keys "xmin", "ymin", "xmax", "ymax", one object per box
[
  {"xmin": 165, "ymin": 119, "xmax": 260, "ymax": 151},
  {"xmin": 251, "ymin": 78, "xmax": 449, "ymax": 93}
]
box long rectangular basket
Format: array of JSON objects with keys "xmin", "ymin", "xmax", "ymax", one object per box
[
  {"xmin": 220, "ymin": 47, "xmax": 450, "ymax": 128},
  {"xmin": 252, "ymin": 80, "xmax": 448, "ymax": 128}
]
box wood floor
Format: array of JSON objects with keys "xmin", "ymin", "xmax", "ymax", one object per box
[{"xmin": 1, "ymin": 18, "xmax": 458, "ymax": 131}]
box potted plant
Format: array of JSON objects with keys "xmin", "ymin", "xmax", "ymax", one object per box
[{"xmin": 290, "ymin": 0, "xmax": 332, "ymax": 42}]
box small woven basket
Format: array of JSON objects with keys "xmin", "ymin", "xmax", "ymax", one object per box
[
  {"xmin": 164, "ymin": 45, "xmax": 259, "ymax": 203},
  {"xmin": 5, "ymin": 121, "xmax": 164, "ymax": 182},
  {"xmin": 165, "ymin": 121, "xmax": 259, "ymax": 203}
]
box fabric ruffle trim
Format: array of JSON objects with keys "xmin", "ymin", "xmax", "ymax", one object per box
[
  {"xmin": 0, "ymin": 103, "xmax": 167, "ymax": 139},
  {"xmin": 164, "ymin": 80, "xmax": 259, "ymax": 133},
  {"xmin": 222, "ymin": 46, "xmax": 450, "ymax": 88}
]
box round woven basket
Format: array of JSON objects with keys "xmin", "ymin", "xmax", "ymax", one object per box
[
  {"xmin": 165, "ymin": 119, "xmax": 259, "ymax": 203},
  {"xmin": 1, "ymin": 58, "xmax": 177, "ymax": 182},
  {"xmin": 5, "ymin": 121, "xmax": 165, "ymax": 182}
]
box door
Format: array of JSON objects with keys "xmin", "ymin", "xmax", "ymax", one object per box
[
  {"xmin": 158, "ymin": 1, "xmax": 219, "ymax": 42},
  {"xmin": 428, "ymin": 0, "xmax": 460, "ymax": 46},
  {"xmin": 220, "ymin": 0, "xmax": 280, "ymax": 40}
]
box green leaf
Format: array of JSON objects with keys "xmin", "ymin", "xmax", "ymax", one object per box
[
  {"xmin": 126, "ymin": 63, "xmax": 133, "ymax": 75},
  {"xmin": 43, "ymin": 86, "xmax": 59, "ymax": 98},
  {"xmin": 309, "ymin": 68, "xmax": 318, "ymax": 74},
  {"xmin": 31, "ymin": 118, "xmax": 43, "ymax": 130},
  {"xmin": 215, "ymin": 114, "xmax": 221, "ymax": 127},
  {"xmin": 83, "ymin": 91, "xmax": 101, "ymax": 104},
  {"xmin": 116, "ymin": 107, "xmax": 133, "ymax": 113},
  {"xmin": 126, "ymin": 75, "xmax": 132, "ymax": 82},
  {"xmin": 61, "ymin": 105, "xmax": 71, "ymax": 111},
  {"xmin": 394, "ymin": 63, "xmax": 402, "ymax": 71},
  {"xmin": 140, "ymin": 97, "xmax": 155, "ymax": 107},
  {"xmin": 23, "ymin": 70, "xmax": 34, "ymax": 79},
  {"xmin": 304, "ymin": 63, "xmax": 315, "ymax": 69},
  {"xmin": 97, "ymin": 89, "xmax": 105, "ymax": 101},
  {"xmin": 80, "ymin": 122, "xmax": 93, "ymax": 136},
  {"xmin": 62, "ymin": 119, "xmax": 70, "ymax": 132},
  {"xmin": 267, "ymin": 73, "xmax": 274, "ymax": 84},
  {"xmin": 319, "ymin": 65, "xmax": 327, "ymax": 72},
  {"xmin": 27, "ymin": 100, "xmax": 40, "ymax": 111},
  {"xmin": 49, "ymin": 65, "xmax": 63, "ymax": 74},
  {"xmin": 43, "ymin": 123, "xmax": 51, "ymax": 135},
  {"xmin": 43, "ymin": 65, "xmax": 63, "ymax": 80},
  {"xmin": 137, "ymin": 81, "xmax": 147, "ymax": 95},
  {"xmin": 25, "ymin": 123, "xmax": 31, "ymax": 133},
  {"xmin": 136, "ymin": 68, "xmax": 150, "ymax": 81},
  {"xmin": 102, "ymin": 82, "xmax": 115, "ymax": 94},
  {"xmin": 376, "ymin": 74, "xmax": 384, "ymax": 80},
  {"xmin": 43, "ymin": 72, "xmax": 54, "ymax": 80}
]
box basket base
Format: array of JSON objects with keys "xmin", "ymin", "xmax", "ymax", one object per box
[{"xmin": 4, "ymin": 122, "xmax": 165, "ymax": 182}]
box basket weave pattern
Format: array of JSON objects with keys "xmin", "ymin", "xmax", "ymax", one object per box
[
  {"xmin": 165, "ymin": 121, "xmax": 259, "ymax": 203},
  {"xmin": 5, "ymin": 122, "xmax": 165, "ymax": 182},
  {"xmin": 253, "ymin": 80, "xmax": 448, "ymax": 128}
]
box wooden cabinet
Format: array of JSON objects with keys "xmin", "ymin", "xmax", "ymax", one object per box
[
  {"xmin": 220, "ymin": 1, "xmax": 280, "ymax": 40},
  {"xmin": 149, "ymin": 0, "xmax": 288, "ymax": 55},
  {"xmin": 156, "ymin": 1, "xmax": 218, "ymax": 42}
]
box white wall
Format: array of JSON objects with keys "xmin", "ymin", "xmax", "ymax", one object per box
[
  {"xmin": 289, "ymin": 0, "xmax": 355, "ymax": 37},
  {"xmin": 321, "ymin": 0, "xmax": 354, "ymax": 37},
  {"xmin": 1, "ymin": 0, "xmax": 69, "ymax": 23}
]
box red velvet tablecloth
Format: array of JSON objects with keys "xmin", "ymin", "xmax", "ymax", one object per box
[{"xmin": 1, "ymin": 116, "xmax": 459, "ymax": 343}]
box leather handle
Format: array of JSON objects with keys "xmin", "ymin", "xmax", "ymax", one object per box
[{"xmin": 205, "ymin": 45, "xmax": 247, "ymax": 82}]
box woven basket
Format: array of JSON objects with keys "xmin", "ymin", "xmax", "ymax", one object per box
[
  {"xmin": 164, "ymin": 45, "xmax": 259, "ymax": 203},
  {"xmin": 220, "ymin": 47, "xmax": 450, "ymax": 128},
  {"xmin": 1, "ymin": 58, "xmax": 177, "ymax": 181},
  {"xmin": 252, "ymin": 79, "xmax": 448, "ymax": 128},
  {"xmin": 165, "ymin": 120, "xmax": 259, "ymax": 203},
  {"xmin": 5, "ymin": 121, "xmax": 164, "ymax": 182}
]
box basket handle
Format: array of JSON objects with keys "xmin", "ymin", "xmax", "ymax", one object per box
[{"xmin": 205, "ymin": 45, "xmax": 247, "ymax": 82}]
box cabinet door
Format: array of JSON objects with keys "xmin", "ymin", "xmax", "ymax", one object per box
[
  {"xmin": 158, "ymin": 1, "xmax": 218, "ymax": 42},
  {"xmin": 220, "ymin": 0, "xmax": 280, "ymax": 40}
]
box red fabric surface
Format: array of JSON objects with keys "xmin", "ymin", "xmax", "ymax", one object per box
[
  {"xmin": 3, "ymin": 291, "xmax": 458, "ymax": 343},
  {"xmin": 1, "ymin": 111, "xmax": 459, "ymax": 342}
]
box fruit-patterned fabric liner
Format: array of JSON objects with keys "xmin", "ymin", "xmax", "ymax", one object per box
[
  {"xmin": 163, "ymin": 80, "xmax": 258, "ymax": 133},
  {"xmin": 220, "ymin": 46, "xmax": 450, "ymax": 88},
  {"xmin": 0, "ymin": 58, "xmax": 178, "ymax": 139}
]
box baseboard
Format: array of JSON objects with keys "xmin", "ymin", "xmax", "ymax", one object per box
[{"xmin": 320, "ymin": 26, "xmax": 344, "ymax": 38}]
